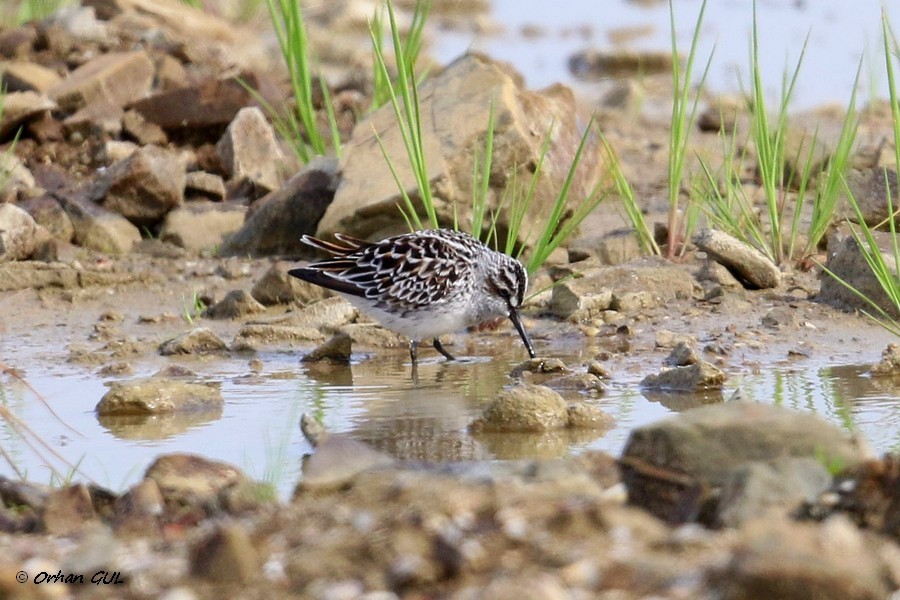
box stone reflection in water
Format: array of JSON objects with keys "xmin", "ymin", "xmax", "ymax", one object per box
[
  {"xmin": 641, "ymin": 389, "xmax": 724, "ymax": 412},
  {"xmin": 339, "ymin": 357, "xmax": 514, "ymax": 462},
  {"xmin": 824, "ymin": 364, "xmax": 900, "ymax": 403},
  {"xmin": 472, "ymin": 427, "xmax": 606, "ymax": 460},
  {"xmin": 97, "ymin": 409, "xmax": 223, "ymax": 440}
]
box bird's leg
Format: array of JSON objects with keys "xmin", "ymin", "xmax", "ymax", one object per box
[
  {"xmin": 409, "ymin": 340, "xmax": 419, "ymax": 364},
  {"xmin": 433, "ymin": 338, "xmax": 456, "ymax": 361}
]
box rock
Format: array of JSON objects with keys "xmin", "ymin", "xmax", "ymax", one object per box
[
  {"xmin": 317, "ymin": 53, "xmax": 602, "ymax": 242},
  {"xmin": 298, "ymin": 430, "xmax": 395, "ymax": 490},
  {"xmin": 709, "ymin": 516, "xmax": 893, "ymax": 600},
  {"xmin": 870, "ymin": 343, "xmax": 900, "ymax": 376},
  {"xmin": 612, "ymin": 290, "xmax": 657, "ymax": 312},
  {"xmin": 509, "ymin": 357, "xmax": 568, "ymax": 379},
  {"xmin": 48, "ymin": 50, "xmax": 154, "ymax": 112},
  {"xmin": 159, "ymin": 200, "xmax": 245, "ymax": 253},
  {"xmin": 540, "ymin": 372, "xmax": 605, "ymax": 393},
  {"xmin": 470, "ymin": 384, "xmax": 569, "ymax": 432},
  {"xmin": 549, "ymin": 282, "xmax": 613, "ymax": 321},
  {"xmin": 41, "ymin": 484, "xmax": 97, "ymax": 535},
  {"xmin": 191, "ymin": 524, "xmax": 259, "ymax": 584},
  {"xmin": 569, "ymin": 48, "xmax": 675, "ymax": 79},
  {"xmin": 205, "ymin": 289, "xmax": 265, "ymax": 319},
  {"xmin": 806, "ymin": 454, "xmax": 900, "ymax": 540},
  {"xmin": 663, "ymin": 341, "xmax": 699, "ymax": 366},
  {"xmin": 693, "ymin": 228, "xmax": 781, "ymax": 289},
  {"xmin": 761, "ymin": 305, "xmax": 800, "ymax": 329},
  {"xmin": 45, "ymin": 4, "xmax": 110, "ymax": 43},
  {"xmin": 250, "ymin": 261, "xmax": 331, "ymax": 306},
  {"xmin": 218, "ymin": 157, "xmax": 338, "ymax": 257},
  {"xmin": 338, "ymin": 322, "xmax": 406, "ymax": 348},
  {"xmin": 184, "ymin": 171, "xmax": 225, "ymax": 201},
  {"xmin": 232, "ymin": 323, "xmax": 324, "ymax": 347},
  {"xmin": 566, "ymin": 403, "xmax": 614, "ymax": 430},
  {"xmin": 0, "ymin": 60, "xmax": 62, "ymax": 93},
  {"xmin": 0, "ymin": 26, "xmax": 36, "ymax": 59},
  {"xmin": 697, "ymin": 96, "xmax": 741, "ymax": 133},
  {"xmin": 129, "ymin": 74, "xmax": 263, "ymax": 131},
  {"xmin": 89, "ymin": 145, "xmax": 187, "ymax": 226},
  {"xmin": 553, "ymin": 257, "xmax": 697, "ymax": 317},
  {"xmin": 299, "ymin": 413, "xmax": 326, "ymax": 447},
  {"xmin": 0, "ymin": 477, "xmax": 48, "ymax": 531},
  {"xmin": 96, "ymin": 378, "xmax": 222, "ymax": 415},
  {"xmin": 302, "ymin": 332, "xmax": 352, "ymax": 363},
  {"xmin": 837, "ymin": 167, "xmax": 900, "ymax": 227},
  {"xmin": 654, "ymin": 330, "xmax": 697, "ymax": 350},
  {"xmin": 640, "ymin": 360, "xmax": 726, "ymax": 392},
  {"xmin": 697, "ymin": 258, "xmax": 743, "ymax": 289},
  {"xmin": 0, "ymin": 203, "xmax": 37, "ymax": 260},
  {"xmin": 586, "ymin": 361, "xmax": 611, "ymax": 378},
  {"xmin": 159, "ymin": 328, "xmax": 228, "ymax": 355},
  {"xmin": 144, "ymin": 453, "xmax": 246, "ymax": 507},
  {"xmin": 780, "ymin": 123, "xmax": 833, "ymax": 184},
  {"xmin": 113, "ymin": 478, "xmax": 164, "ymax": 535},
  {"xmin": 216, "ymin": 106, "xmax": 284, "ymax": 195},
  {"xmin": 0, "ymin": 90, "xmax": 56, "ymax": 139},
  {"xmin": 620, "ymin": 402, "xmax": 871, "ymax": 523},
  {"xmin": 283, "ymin": 296, "xmax": 359, "ymax": 332},
  {"xmin": 63, "ymin": 100, "xmax": 124, "ymax": 137},
  {"xmin": 566, "ymin": 229, "xmax": 644, "ymax": 265},
  {"xmin": 0, "ymin": 151, "xmax": 35, "ymax": 191},
  {"xmin": 58, "ymin": 192, "xmax": 141, "ymax": 254},
  {"xmin": 60, "ymin": 526, "xmax": 121, "ymax": 574},
  {"xmin": 819, "ymin": 234, "xmax": 899, "ymax": 318},
  {"xmin": 121, "ymin": 109, "xmax": 167, "ymax": 146},
  {"xmin": 19, "ymin": 195, "xmax": 75, "ymax": 242},
  {"xmin": 715, "ymin": 457, "xmax": 832, "ymax": 527}
]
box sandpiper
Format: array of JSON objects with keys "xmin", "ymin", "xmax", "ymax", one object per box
[{"xmin": 288, "ymin": 228, "xmax": 536, "ymax": 364}]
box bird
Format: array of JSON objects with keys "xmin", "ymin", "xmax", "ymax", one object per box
[{"xmin": 288, "ymin": 228, "xmax": 537, "ymax": 364}]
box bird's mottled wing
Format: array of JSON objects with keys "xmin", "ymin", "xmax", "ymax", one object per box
[{"xmin": 291, "ymin": 230, "xmax": 480, "ymax": 312}]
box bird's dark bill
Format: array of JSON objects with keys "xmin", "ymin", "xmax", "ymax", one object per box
[{"xmin": 508, "ymin": 308, "xmax": 536, "ymax": 358}]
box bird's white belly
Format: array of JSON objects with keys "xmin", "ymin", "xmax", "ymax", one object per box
[{"xmin": 339, "ymin": 294, "xmax": 474, "ymax": 341}]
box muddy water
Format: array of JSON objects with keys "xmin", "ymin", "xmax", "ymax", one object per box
[
  {"xmin": 437, "ymin": 0, "xmax": 900, "ymax": 110},
  {"xmin": 1, "ymin": 343, "xmax": 896, "ymax": 498}
]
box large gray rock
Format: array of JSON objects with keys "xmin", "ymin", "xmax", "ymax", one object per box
[
  {"xmin": 1, "ymin": 60, "xmax": 62, "ymax": 93},
  {"xmin": 89, "ymin": 145, "xmax": 187, "ymax": 226},
  {"xmin": 640, "ymin": 360, "xmax": 727, "ymax": 392},
  {"xmin": 216, "ymin": 106, "xmax": 284, "ymax": 195},
  {"xmin": 818, "ymin": 233, "xmax": 899, "ymax": 318},
  {"xmin": 19, "ymin": 195, "xmax": 74, "ymax": 242},
  {"xmin": 620, "ymin": 401, "xmax": 870, "ymax": 523},
  {"xmin": 0, "ymin": 203, "xmax": 37, "ymax": 260},
  {"xmin": 96, "ymin": 379, "xmax": 222, "ymax": 415},
  {"xmin": 47, "ymin": 50, "xmax": 154, "ymax": 112},
  {"xmin": 709, "ymin": 516, "xmax": 894, "ymax": 600},
  {"xmin": 549, "ymin": 257, "xmax": 697, "ymax": 320},
  {"xmin": 837, "ymin": 167, "xmax": 900, "ymax": 227},
  {"xmin": 715, "ymin": 457, "xmax": 832, "ymax": 527},
  {"xmin": 218, "ymin": 157, "xmax": 338, "ymax": 257},
  {"xmin": 470, "ymin": 384, "xmax": 570, "ymax": 432},
  {"xmin": 159, "ymin": 328, "xmax": 228, "ymax": 355},
  {"xmin": 159, "ymin": 200, "xmax": 245, "ymax": 253},
  {"xmin": 317, "ymin": 53, "xmax": 603, "ymax": 242},
  {"xmin": 0, "ymin": 91, "xmax": 56, "ymax": 139},
  {"xmin": 693, "ymin": 228, "xmax": 781, "ymax": 289},
  {"xmin": 144, "ymin": 453, "xmax": 246, "ymax": 506},
  {"xmin": 250, "ymin": 261, "xmax": 330, "ymax": 306},
  {"xmin": 58, "ymin": 193, "xmax": 141, "ymax": 254}
]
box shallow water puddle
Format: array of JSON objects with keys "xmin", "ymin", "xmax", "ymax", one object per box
[
  {"xmin": 1, "ymin": 350, "xmax": 898, "ymax": 498},
  {"xmin": 436, "ymin": 0, "xmax": 900, "ymax": 110}
]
